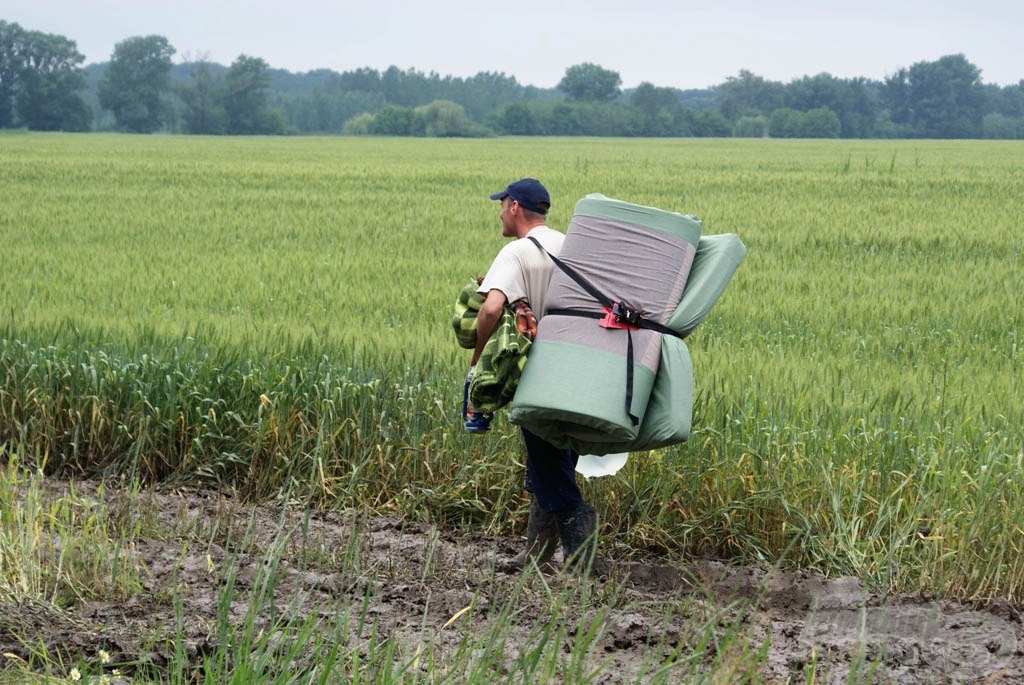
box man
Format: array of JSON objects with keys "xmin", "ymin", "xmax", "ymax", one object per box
[{"xmin": 471, "ymin": 178, "xmax": 598, "ymax": 573}]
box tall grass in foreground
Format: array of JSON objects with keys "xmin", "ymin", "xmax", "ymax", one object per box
[
  {"xmin": 2, "ymin": 331, "xmax": 1023, "ymax": 607},
  {"xmin": 0, "ymin": 336, "xmax": 519, "ymax": 528},
  {"xmin": 1, "ymin": 134, "xmax": 1023, "ymax": 604}
]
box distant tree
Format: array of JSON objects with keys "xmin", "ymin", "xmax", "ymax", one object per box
[
  {"xmin": 981, "ymin": 113, "xmax": 1020, "ymax": 139},
  {"xmin": 14, "ymin": 30, "xmax": 89, "ymax": 130},
  {"xmin": 265, "ymin": 67, "xmax": 383, "ymax": 133},
  {"xmin": 223, "ymin": 55, "xmax": 283, "ymax": 134},
  {"xmin": 259, "ymin": 64, "xmax": 528, "ymax": 134},
  {"xmin": 339, "ymin": 67, "xmax": 382, "ymax": 92},
  {"xmin": 768, "ymin": 106, "xmax": 840, "ymax": 138},
  {"xmin": 798, "ymin": 107, "xmax": 841, "ymax": 137},
  {"xmin": 987, "ymin": 81, "xmax": 1024, "ymax": 118},
  {"xmin": 881, "ymin": 54, "xmax": 986, "ymax": 138},
  {"xmin": 676, "ymin": 87, "xmax": 717, "ymax": 110},
  {"xmin": 0, "ymin": 21, "xmax": 89, "ymax": 130},
  {"xmin": 417, "ymin": 99, "xmax": 468, "ymax": 136},
  {"xmin": 569, "ymin": 101, "xmax": 641, "ymax": 136},
  {"xmin": 663, "ymin": 109, "xmax": 693, "ymax": 137},
  {"xmin": 716, "ymin": 70, "xmax": 785, "ymax": 121},
  {"xmin": 879, "ymin": 68, "xmax": 913, "ymax": 129},
  {"xmin": 99, "ymin": 35, "xmax": 175, "ymax": 132},
  {"xmin": 687, "ymin": 109, "xmax": 731, "ymax": 137},
  {"xmin": 498, "ymin": 102, "xmax": 537, "ymax": 135},
  {"xmin": 282, "ymin": 89, "xmax": 386, "ymax": 133},
  {"xmin": 631, "ymin": 82, "xmax": 677, "ymax": 116},
  {"xmin": 0, "ymin": 20, "xmax": 24, "ymax": 127},
  {"xmin": 545, "ymin": 102, "xmax": 583, "ymax": 134},
  {"xmin": 913, "ymin": 54, "xmax": 986, "ymax": 137},
  {"xmin": 784, "ymin": 73, "xmax": 874, "ymax": 138},
  {"xmin": 558, "ymin": 63, "xmax": 621, "ymax": 102},
  {"xmin": 341, "ymin": 112, "xmax": 373, "ymax": 135},
  {"xmin": 451, "ymin": 71, "xmax": 524, "ymax": 121},
  {"xmin": 648, "ymin": 109, "xmax": 677, "ymax": 136},
  {"xmin": 631, "ymin": 81, "xmax": 681, "ymax": 135},
  {"xmin": 768, "ymin": 107, "xmax": 802, "ymax": 137},
  {"xmin": 733, "ymin": 114, "xmax": 767, "ymax": 137},
  {"xmin": 380, "ymin": 66, "xmax": 435, "ymax": 107},
  {"xmin": 369, "ymin": 105, "xmax": 423, "ymax": 135},
  {"xmin": 177, "ymin": 59, "xmax": 227, "ymax": 134},
  {"xmin": 873, "ymin": 110, "xmax": 917, "ymax": 139}
]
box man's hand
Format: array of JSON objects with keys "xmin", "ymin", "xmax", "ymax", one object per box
[
  {"xmin": 461, "ymin": 364, "xmax": 491, "ymax": 432},
  {"xmin": 510, "ymin": 299, "xmax": 538, "ymax": 341},
  {"xmin": 462, "ymin": 365, "xmax": 475, "ymax": 420}
]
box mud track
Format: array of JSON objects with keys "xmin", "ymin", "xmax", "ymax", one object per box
[{"xmin": 1, "ymin": 481, "xmax": 1021, "ymax": 683}]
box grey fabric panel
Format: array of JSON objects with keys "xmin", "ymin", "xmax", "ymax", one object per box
[
  {"xmin": 537, "ymin": 314, "xmax": 664, "ymax": 372},
  {"xmin": 539, "ymin": 212, "xmax": 696, "ymax": 373},
  {"xmin": 547, "ymin": 214, "xmax": 697, "ymax": 322}
]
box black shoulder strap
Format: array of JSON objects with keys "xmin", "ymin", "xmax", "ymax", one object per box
[
  {"xmin": 527, "ymin": 235, "xmax": 681, "ymax": 338},
  {"xmin": 527, "ymin": 236, "xmax": 613, "ymax": 311}
]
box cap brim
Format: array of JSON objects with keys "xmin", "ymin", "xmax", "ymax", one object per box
[{"xmin": 489, "ymin": 191, "xmax": 508, "ymax": 200}]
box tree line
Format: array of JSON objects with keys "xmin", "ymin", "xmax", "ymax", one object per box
[{"xmin": 3, "ymin": 19, "xmax": 1023, "ymax": 139}]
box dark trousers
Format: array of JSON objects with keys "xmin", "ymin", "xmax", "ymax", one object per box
[{"xmin": 521, "ymin": 428, "xmax": 585, "ymax": 514}]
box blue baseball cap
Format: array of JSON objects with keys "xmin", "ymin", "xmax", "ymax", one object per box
[{"xmin": 489, "ymin": 178, "xmax": 550, "ymax": 215}]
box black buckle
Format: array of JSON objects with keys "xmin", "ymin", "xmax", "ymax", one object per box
[
  {"xmin": 612, "ymin": 302, "xmax": 641, "ymax": 326},
  {"xmin": 600, "ymin": 302, "xmax": 642, "ymax": 330}
]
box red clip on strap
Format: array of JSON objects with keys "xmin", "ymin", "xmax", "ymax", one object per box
[{"xmin": 598, "ymin": 303, "xmax": 641, "ymax": 331}]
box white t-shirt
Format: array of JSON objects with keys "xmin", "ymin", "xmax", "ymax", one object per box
[{"xmin": 477, "ymin": 225, "xmax": 564, "ymax": 318}]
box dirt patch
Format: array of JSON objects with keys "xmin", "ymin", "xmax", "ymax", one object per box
[{"xmin": 2, "ymin": 481, "xmax": 1021, "ymax": 682}]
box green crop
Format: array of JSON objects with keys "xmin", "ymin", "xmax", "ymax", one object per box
[{"xmin": 1, "ymin": 132, "xmax": 1023, "ymax": 605}]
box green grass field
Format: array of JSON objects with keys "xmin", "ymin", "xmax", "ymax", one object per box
[{"xmin": 2, "ymin": 131, "xmax": 1023, "ymax": 609}]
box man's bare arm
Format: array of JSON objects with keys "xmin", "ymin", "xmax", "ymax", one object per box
[{"xmin": 470, "ymin": 289, "xmax": 508, "ymax": 366}]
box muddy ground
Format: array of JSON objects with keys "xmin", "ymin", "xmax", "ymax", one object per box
[{"xmin": 1, "ymin": 481, "xmax": 1021, "ymax": 683}]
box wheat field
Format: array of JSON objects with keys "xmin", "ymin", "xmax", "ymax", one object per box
[{"xmin": 2, "ymin": 132, "xmax": 1023, "ymax": 603}]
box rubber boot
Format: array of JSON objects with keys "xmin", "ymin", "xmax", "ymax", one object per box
[
  {"xmin": 498, "ymin": 497, "xmax": 559, "ymax": 572},
  {"xmin": 555, "ymin": 505, "xmax": 598, "ymax": 575}
]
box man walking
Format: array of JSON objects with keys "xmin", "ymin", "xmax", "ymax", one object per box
[{"xmin": 470, "ymin": 178, "xmax": 598, "ymax": 573}]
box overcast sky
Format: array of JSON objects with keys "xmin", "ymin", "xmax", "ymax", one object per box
[{"xmin": 5, "ymin": 0, "xmax": 1022, "ymax": 89}]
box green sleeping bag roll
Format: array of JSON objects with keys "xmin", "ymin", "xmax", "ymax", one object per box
[
  {"xmin": 573, "ymin": 194, "xmax": 703, "ymax": 246},
  {"xmin": 669, "ymin": 234, "xmax": 746, "ymax": 338},
  {"xmin": 563, "ymin": 336, "xmax": 693, "ymax": 455},
  {"xmin": 509, "ymin": 337, "xmax": 657, "ymax": 447}
]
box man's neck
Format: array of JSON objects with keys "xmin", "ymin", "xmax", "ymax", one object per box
[{"xmin": 516, "ymin": 221, "xmax": 546, "ymax": 239}]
